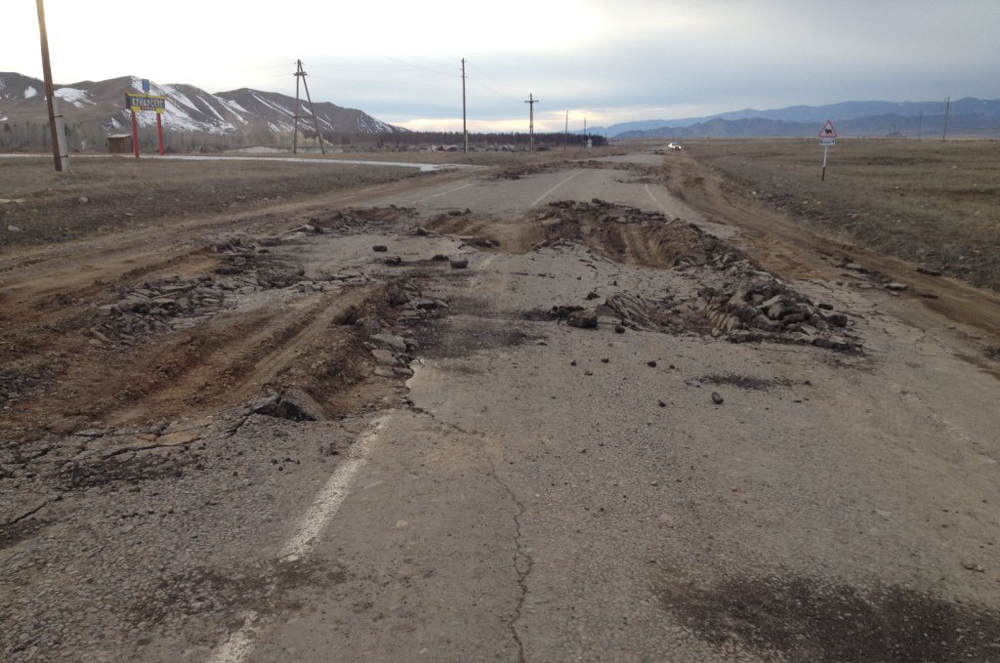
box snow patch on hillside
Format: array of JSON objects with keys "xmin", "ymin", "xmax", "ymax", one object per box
[
  {"xmin": 223, "ymin": 98, "xmax": 248, "ymax": 113},
  {"xmin": 161, "ymin": 85, "xmax": 196, "ymax": 111},
  {"xmin": 24, "ymin": 86, "xmax": 38, "ymax": 99},
  {"xmin": 252, "ymin": 93, "xmax": 294, "ymax": 118},
  {"xmin": 200, "ymin": 96, "xmax": 227, "ymax": 123},
  {"xmin": 55, "ymin": 87, "xmax": 95, "ymax": 108}
]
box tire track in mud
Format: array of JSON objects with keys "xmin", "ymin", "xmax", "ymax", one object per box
[{"xmin": 94, "ymin": 286, "xmax": 379, "ymax": 427}]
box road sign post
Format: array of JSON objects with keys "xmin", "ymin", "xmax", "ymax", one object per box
[
  {"xmin": 125, "ymin": 92, "xmax": 168, "ymax": 157},
  {"xmin": 818, "ymin": 120, "xmax": 838, "ymax": 181}
]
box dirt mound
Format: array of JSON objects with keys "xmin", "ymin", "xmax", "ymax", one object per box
[
  {"xmin": 526, "ymin": 203, "xmax": 861, "ymax": 350},
  {"xmin": 423, "ymin": 200, "xmax": 749, "ymax": 266},
  {"xmin": 530, "ymin": 199, "xmax": 739, "ymax": 269}
]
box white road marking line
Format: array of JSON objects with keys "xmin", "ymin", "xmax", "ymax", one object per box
[
  {"xmin": 280, "ymin": 415, "xmax": 389, "ymax": 562},
  {"xmin": 413, "ymin": 182, "xmax": 476, "ymax": 204},
  {"xmin": 530, "ymin": 170, "xmax": 583, "ymax": 207},
  {"xmin": 203, "ymin": 414, "xmax": 391, "ymax": 663},
  {"xmin": 206, "ymin": 612, "xmax": 259, "ymax": 663}
]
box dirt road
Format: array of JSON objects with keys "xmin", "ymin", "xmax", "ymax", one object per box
[{"xmin": 2, "ymin": 150, "xmax": 998, "ymax": 662}]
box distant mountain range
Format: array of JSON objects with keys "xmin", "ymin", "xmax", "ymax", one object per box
[
  {"xmin": 590, "ymin": 98, "xmax": 1000, "ymax": 138},
  {"xmin": 0, "ymin": 72, "xmax": 404, "ymax": 150}
]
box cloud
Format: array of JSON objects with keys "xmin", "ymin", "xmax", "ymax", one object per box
[{"xmin": 5, "ymin": 0, "xmax": 998, "ymax": 131}]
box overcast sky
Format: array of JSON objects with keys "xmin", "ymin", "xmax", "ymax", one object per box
[{"xmin": 5, "ymin": 0, "xmax": 999, "ymax": 131}]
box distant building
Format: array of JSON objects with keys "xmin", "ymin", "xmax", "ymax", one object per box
[{"xmin": 106, "ymin": 134, "xmax": 133, "ymax": 154}]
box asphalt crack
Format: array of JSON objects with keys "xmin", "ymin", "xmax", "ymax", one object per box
[
  {"xmin": 407, "ymin": 405, "xmax": 484, "ymax": 437},
  {"xmin": 408, "ymin": 405, "xmax": 533, "ymax": 661},
  {"xmin": 486, "ymin": 457, "xmax": 534, "ymax": 663},
  {"xmin": 1, "ymin": 495, "xmax": 60, "ymax": 528}
]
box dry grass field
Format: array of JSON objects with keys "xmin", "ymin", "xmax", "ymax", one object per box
[
  {"xmin": 0, "ymin": 157, "xmax": 417, "ymax": 248},
  {"xmin": 672, "ymin": 138, "xmax": 1000, "ymax": 290}
]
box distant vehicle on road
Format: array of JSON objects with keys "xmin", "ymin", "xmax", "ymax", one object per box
[{"xmin": 667, "ymin": 142, "xmax": 682, "ymax": 151}]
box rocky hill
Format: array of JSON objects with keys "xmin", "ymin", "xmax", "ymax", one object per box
[{"xmin": 0, "ymin": 72, "xmax": 404, "ymax": 151}]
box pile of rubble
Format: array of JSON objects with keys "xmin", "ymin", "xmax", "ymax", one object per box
[
  {"xmin": 560, "ymin": 280, "xmax": 858, "ymax": 351},
  {"xmin": 534, "ymin": 201, "xmax": 861, "ymax": 351},
  {"xmin": 304, "ymin": 206, "xmax": 416, "ymax": 235},
  {"xmin": 689, "ymin": 278, "xmax": 858, "ymax": 350},
  {"xmin": 91, "ymin": 276, "xmax": 232, "ymax": 347}
]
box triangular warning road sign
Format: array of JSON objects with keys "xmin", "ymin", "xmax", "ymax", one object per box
[{"xmin": 819, "ymin": 120, "xmax": 838, "ymax": 138}]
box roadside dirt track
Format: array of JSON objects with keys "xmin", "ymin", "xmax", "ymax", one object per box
[{"xmin": 2, "ymin": 151, "xmax": 998, "ymax": 662}]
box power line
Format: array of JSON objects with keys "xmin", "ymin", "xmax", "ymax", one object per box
[
  {"xmin": 467, "ymin": 63, "xmax": 521, "ymax": 101},
  {"xmin": 375, "ymin": 52, "xmax": 453, "ymax": 76},
  {"xmin": 469, "ymin": 79, "xmax": 521, "ymax": 103}
]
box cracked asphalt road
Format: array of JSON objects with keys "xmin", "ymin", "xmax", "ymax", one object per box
[{"xmin": 3, "ymin": 150, "xmax": 999, "ymax": 662}]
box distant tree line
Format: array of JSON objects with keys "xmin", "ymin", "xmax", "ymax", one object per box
[{"xmin": 360, "ymin": 131, "xmax": 607, "ymax": 149}]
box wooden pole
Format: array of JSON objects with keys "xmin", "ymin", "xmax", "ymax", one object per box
[
  {"xmin": 35, "ymin": 0, "xmax": 62, "ymax": 172},
  {"xmin": 52, "ymin": 95, "xmax": 69, "ymax": 171},
  {"xmin": 300, "ymin": 63, "xmax": 325, "ymax": 155},
  {"xmin": 461, "ymin": 58, "xmax": 468, "ymax": 154},
  {"xmin": 524, "ymin": 93, "xmax": 538, "ymax": 152},
  {"xmin": 293, "ymin": 60, "xmax": 302, "ymax": 155},
  {"xmin": 131, "ymin": 108, "xmax": 140, "ymax": 159}
]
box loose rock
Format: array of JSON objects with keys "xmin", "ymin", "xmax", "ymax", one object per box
[{"xmin": 566, "ymin": 309, "xmax": 598, "ymax": 329}]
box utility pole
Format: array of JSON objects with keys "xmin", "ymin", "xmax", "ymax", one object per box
[
  {"xmin": 35, "ymin": 0, "xmax": 63, "ymax": 172},
  {"xmin": 293, "ymin": 61, "xmax": 302, "ymax": 154},
  {"xmin": 461, "ymin": 58, "xmax": 468, "ymax": 154},
  {"xmin": 298, "ymin": 60, "xmax": 325, "ymax": 155},
  {"xmin": 941, "ymin": 97, "xmax": 951, "ymax": 142},
  {"xmin": 524, "ymin": 93, "xmax": 538, "ymax": 152},
  {"xmin": 564, "ymin": 110, "xmax": 568, "ymax": 150},
  {"xmin": 292, "ymin": 60, "xmax": 324, "ymax": 155},
  {"xmin": 918, "ymin": 110, "xmax": 923, "ymax": 140}
]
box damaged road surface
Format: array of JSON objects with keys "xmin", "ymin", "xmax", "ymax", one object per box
[{"xmin": 2, "ymin": 152, "xmax": 999, "ymax": 662}]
